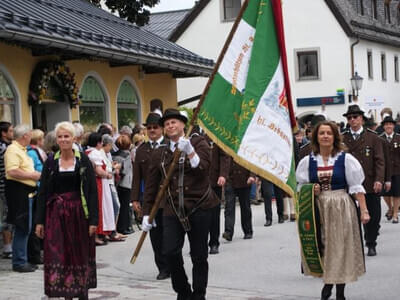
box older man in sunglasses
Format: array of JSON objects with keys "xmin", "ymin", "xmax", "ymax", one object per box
[
  {"xmin": 131, "ymin": 112, "xmax": 170, "ymax": 280},
  {"xmin": 342, "ymin": 104, "xmax": 385, "ymax": 257}
]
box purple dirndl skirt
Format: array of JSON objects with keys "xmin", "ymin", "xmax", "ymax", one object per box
[{"xmin": 44, "ymin": 191, "xmax": 96, "ymax": 298}]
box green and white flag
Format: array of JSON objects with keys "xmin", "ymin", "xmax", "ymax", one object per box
[{"xmin": 198, "ymin": 0, "xmax": 297, "ymax": 196}]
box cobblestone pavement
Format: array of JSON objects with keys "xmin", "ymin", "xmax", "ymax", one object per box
[{"xmin": 1, "ymin": 204, "xmax": 399, "ymax": 299}]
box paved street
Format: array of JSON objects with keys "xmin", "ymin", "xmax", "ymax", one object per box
[{"xmin": 1, "ymin": 202, "xmax": 399, "ymax": 299}]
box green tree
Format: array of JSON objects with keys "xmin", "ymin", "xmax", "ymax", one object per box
[{"xmin": 88, "ymin": 0, "xmax": 160, "ymax": 26}]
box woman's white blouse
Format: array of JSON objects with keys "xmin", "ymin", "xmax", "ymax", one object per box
[
  {"xmin": 87, "ymin": 148, "xmax": 103, "ymax": 166},
  {"xmin": 296, "ymin": 152, "xmax": 366, "ymax": 194}
]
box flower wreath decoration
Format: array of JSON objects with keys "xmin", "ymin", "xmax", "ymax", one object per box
[{"xmin": 28, "ymin": 61, "xmax": 81, "ymax": 108}]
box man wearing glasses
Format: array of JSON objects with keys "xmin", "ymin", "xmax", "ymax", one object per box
[
  {"xmin": 131, "ymin": 112, "xmax": 170, "ymax": 280},
  {"xmin": 342, "ymin": 104, "xmax": 385, "ymax": 257}
]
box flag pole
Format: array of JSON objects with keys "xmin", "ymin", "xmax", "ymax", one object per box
[
  {"xmin": 271, "ymin": 0, "xmax": 297, "ymax": 130},
  {"xmin": 187, "ymin": 0, "xmax": 250, "ymax": 134},
  {"xmin": 131, "ymin": 0, "xmax": 250, "ymax": 264}
]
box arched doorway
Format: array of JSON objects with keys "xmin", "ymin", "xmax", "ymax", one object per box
[
  {"xmin": 297, "ymin": 111, "xmax": 317, "ymax": 128},
  {"xmin": 29, "ymin": 61, "xmax": 78, "ymax": 131}
]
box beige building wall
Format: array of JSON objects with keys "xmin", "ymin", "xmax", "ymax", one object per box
[{"xmin": 0, "ymin": 42, "xmax": 178, "ymax": 128}]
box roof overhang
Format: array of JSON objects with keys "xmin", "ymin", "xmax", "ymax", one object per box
[{"xmin": 0, "ymin": 28, "xmax": 213, "ymax": 78}]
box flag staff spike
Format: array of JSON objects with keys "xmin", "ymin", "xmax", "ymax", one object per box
[{"xmin": 131, "ymin": 0, "xmax": 251, "ymax": 265}]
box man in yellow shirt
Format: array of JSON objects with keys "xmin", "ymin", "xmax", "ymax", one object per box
[{"xmin": 4, "ymin": 124, "xmax": 40, "ymax": 273}]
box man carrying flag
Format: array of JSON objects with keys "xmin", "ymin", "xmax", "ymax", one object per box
[
  {"xmin": 142, "ymin": 108, "xmax": 219, "ymax": 300},
  {"xmin": 132, "ymin": 1, "xmax": 297, "ymax": 298}
]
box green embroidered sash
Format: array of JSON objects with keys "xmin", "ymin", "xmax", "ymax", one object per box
[{"xmin": 297, "ymin": 184, "xmax": 323, "ymax": 276}]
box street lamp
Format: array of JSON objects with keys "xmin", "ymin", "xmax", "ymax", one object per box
[{"xmin": 350, "ymin": 72, "xmax": 363, "ymax": 102}]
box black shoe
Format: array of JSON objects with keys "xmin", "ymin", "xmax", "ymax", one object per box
[
  {"xmin": 12, "ymin": 264, "xmax": 36, "ymax": 273},
  {"xmin": 392, "ymin": 218, "xmax": 399, "ymax": 224},
  {"xmin": 243, "ymin": 233, "xmax": 253, "ymax": 239},
  {"xmin": 367, "ymin": 247, "xmax": 377, "ymax": 256},
  {"xmin": 385, "ymin": 211, "xmax": 393, "ymax": 221},
  {"xmin": 278, "ymin": 216, "xmax": 284, "ymax": 223},
  {"xmin": 222, "ymin": 232, "xmax": 232, "ymax": 241},
  {"xmin": 177, "ymin": 292, "xmax": 192, "ymax": 300},
  {"xmin": 264, "ymin": 220, "xmax": 272, "ymax": 227},
  {"xmin": 29, "ymin": 263, "xmax": 39, "ymax": 270},
  {"xmin": 156, "ymin": 272, "xmax": 170, "ymax": 280},
  {"xmin": 29, "ymin": 257, "xmax": 43, "ymax": 265},
  {"xmin": 2, "ymin": 251, "xmax": 12, "ymax": 259},
  {"xmin": 122, "ymin": 229, "xmax": 135, "ymax": 235},
  {"xmin": 209, "ymin": 245, "xmax": 219, "ymax": 254}
]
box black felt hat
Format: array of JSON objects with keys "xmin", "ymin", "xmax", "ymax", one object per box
[
  {"xmin": 159, "ymin": 108, "xmax": 188, "ymax": 125},
  {"xmin": 381, "ymin": 115, "xmax": 396, "ymax": 126},
  {"xmin": 143, "ymin": 113, "xmax": 162, "ymax": 126},
  {"xmin": 310, "ymin": 114, "xmax": 326, "ymax": 127},
  {"xmin": 343, "ymin": 105, "xmax": 364, "ymax": 117}
]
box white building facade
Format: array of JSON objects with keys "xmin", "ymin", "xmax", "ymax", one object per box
[{"xmin": 169, "ymin": 0, "xmax": 400, "ymax": 123}]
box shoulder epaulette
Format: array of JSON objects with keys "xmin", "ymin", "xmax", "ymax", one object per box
[
  {"xmin": 189, "ymin": 133, "xmax": 201, "ymax": 139},
  {"xmin": 367, "ymin": 128, "xmax": 378, "ymax": 134},
  {"xmin": 379, "ymin": 132, "xmax": 385, "ymax": 138},
  {"xmin": 137, "ymin": 142, "xmax": 147, "ymax": 150},
  {"xmin": 341, "ymin": 129, "xmax": 350, "ymax": 135},
  {"xmin": 300, "ymin": 141, "xmax": 310, "ymax": 149}
]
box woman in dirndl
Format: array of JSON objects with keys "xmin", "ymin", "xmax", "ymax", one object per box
[
  {"xmin": 35, "ymin": 122, "xmax": 98, "ymax": 300},
  {"xmin": 85, "ymin": 132, "xmax": 116, "ymax": 245},
  {"xmin": 296, "ymin": 121, "xmax": 370, "ymax": 300}
]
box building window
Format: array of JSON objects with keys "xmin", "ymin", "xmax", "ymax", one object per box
[
  {"xmin": 384, "ymin": 3, "xmax": 391, "ymax": 23},
  {"xmin": 117, "ymin": 80, "xmax": 140, "ymax": 129},
  {"xmin": 358, "ymin": 0, "xmax": 364, "ymax": 15},
  {"xmin": 79, "ymin": 76, "xmax": 106, "ymax": 131},
  {"xmin": 381, "ymin": 53, "xmax": 387, "ymax": 81},
  {"xmin": 367, "ymin": 50, "xmax": 373, "ymax": 79},
  {"xmin": 295, "ymin": 49, "xmax": 320, "ymax": 81},
  {"xmin": 0, "ymin": 71, "xmax": 16, "ymax": 124},
  {"xmin": 223, "ymin": 0, "xmax": 241, "ymax": 21},
  {"xmin": 372, "ymin": 0, "xmax": 378, "ymax": 20},
  {"xmin": 395, "ymin": 56, "xmax": 399, "ymax": 82}
]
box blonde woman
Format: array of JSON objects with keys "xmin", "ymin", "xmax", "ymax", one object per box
[{"xmin": 35, "ymin": 122, "xmax": 98, "ymax": 300}]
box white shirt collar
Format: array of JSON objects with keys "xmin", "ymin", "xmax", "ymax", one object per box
[
  {"xmin": 385, "ymin": 133, "xmax": 394, "ymax": 139},
  {"xmin": 350, "ymin": 126, "xmax": 363, "ymax": 136},
  {"xmin": 150, "ymin": 136, "xmax": 164, "ymax": 147},
  {"xmin": 169, "ymin": 140, "xmax": 176, "ymax": 152},
  {"xmin": 169, "ymin": 135, "xmax": 184, "ymax": 152}
]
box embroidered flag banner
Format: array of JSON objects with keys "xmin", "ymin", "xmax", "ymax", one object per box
[{"xmin": 198, "ymin": 0, "xmax": 297, "ymax": 196}]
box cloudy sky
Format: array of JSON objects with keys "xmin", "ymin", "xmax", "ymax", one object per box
[{"xmin": 150, "ymin": 0, "xmax": 197, "ymax": 12}]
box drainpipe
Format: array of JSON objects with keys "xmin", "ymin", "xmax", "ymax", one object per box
[{"xmin": 350, "ymin": 38, "xmax": 360, "ymax": 103}]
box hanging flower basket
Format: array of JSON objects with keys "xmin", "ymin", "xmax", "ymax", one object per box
[{"xmin": 28, "ymin": 61, "xmax": 81, "ymax": 108}]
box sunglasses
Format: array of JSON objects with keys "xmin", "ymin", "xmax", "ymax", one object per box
[
  {"xmin": 146, "ymin": 125, "xmax": 160, "ymax": 130},
  {"xmin": 346, "ymin": 115, "xmax": 360, "ymax": 120}
]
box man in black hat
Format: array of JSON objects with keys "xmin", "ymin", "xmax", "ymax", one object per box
[
  {"xmin": 142, "ymin": 108, "xmax": 219, "ymax": 300},
  {"xmin": 131, "ymin": 112, "xmax": 170, "ymax": 280},
  {"xmin": 379, "ymin": 115, "xmax": 400, "ymax": 223},
  {"xmin": 342, "ymin": 104, "xmax": 385, "ymax": 256}
]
